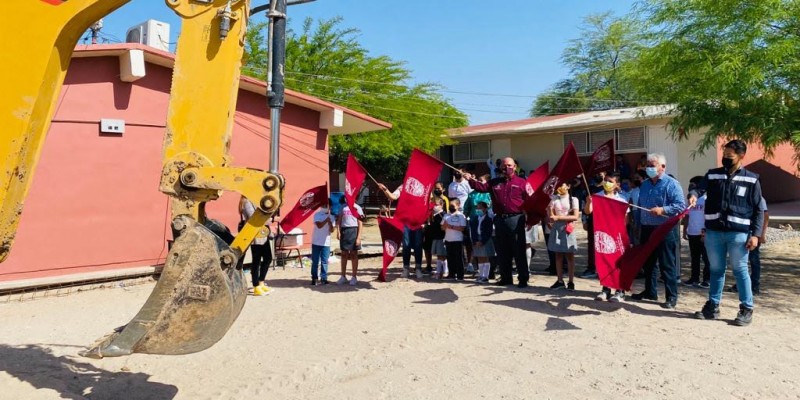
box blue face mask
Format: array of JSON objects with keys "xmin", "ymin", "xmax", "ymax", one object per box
[
  {"xmin": 646, "ymin": 167, "xmax": 658, "ymax": 178},
  {"xmin": 475, "ymin": 210, "xmax": 484, "ymax": 217}
]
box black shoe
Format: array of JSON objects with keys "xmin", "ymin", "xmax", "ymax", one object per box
[
  {"xmin": 699, "ymin": 281, "xmax": 710, "ymax": 288},
  {"xmin": 661, "ymin": 300, "xmax": 677, "ymax": 309},
  {"xmin": 549, "ymin": 280, "xmax": 566, "ymax": 290},
  {"xmin": 682, "ymin": 279, "xmax": 699, "ymax": 287},
  {"xmin": 310, "ymin": 279, "xmax": 317, "ymax": 286},
  {"xmin": 694, "ymin": 300, "xmax": 720, "ymax": 320},
  {"xmin": 495, "ymin": 280, "xmax": 513, "ymax": 286},
  {"xmin": 728, "ymin": 284, "xmax": 738, "ymax": 293},
  {"xmin": 424, "ymin": 266, "xmax": 433, "ymax": 275},
  {"xmin": 321, "ymin": 279, "xmax": 330, "ymax": 285},
  {"xmin": 734, "ymin": 305, "xmax": 753, "ymax": 326},
  {"xmin": 566, "ymin": 281, "xmax": 575, "ymax": 291},
  {"xmin": 753, "ymin": 287, "xmax": 761, "ymax": 296},
  {"xmin": 517, "ymin": 281, "xmax": 528, "ymax": 289},
  {"xmin": 631, "ymin": 291, "xmax": 658, "ymax": 301}
]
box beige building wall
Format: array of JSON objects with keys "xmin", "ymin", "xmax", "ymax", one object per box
[{"xmin": 509, "ymin": 133, "xmax": 564, "ymax": 172}]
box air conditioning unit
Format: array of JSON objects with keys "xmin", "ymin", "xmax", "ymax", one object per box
[{"xmin": 126, "ymin": 20, "xmax": 170, "ymax": 52}]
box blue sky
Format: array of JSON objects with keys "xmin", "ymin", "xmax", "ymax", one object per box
[{"xmin": 97, "ymin": 0, "xmax": 637, "ymax": 126}]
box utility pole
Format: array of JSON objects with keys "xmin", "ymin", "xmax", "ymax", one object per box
[{"xmin": 90, "ymin": 19, "xmax": 103, "ymax": 45}]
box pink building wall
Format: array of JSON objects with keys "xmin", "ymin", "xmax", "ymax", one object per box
[
  {"xmin": 716, "ymin": 140, "xmax": 800, "ymax": 203},
  {"xmin": 1, "ymin": 55, "xmax": 332, "ymax": 282}
]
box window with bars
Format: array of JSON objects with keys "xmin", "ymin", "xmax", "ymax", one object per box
[
  {"xmin": 452, "ymin": 141, "xmax": 491, "ymax": 163},
  {"xmin": 565, "ymin": 127, "xmax": 647, "ymax": 155}
]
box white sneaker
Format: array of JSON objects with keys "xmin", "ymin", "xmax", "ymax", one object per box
[
  {"xmin": 610, "ymin": 291, "xmax": 625, "ymax": 303},
  {"xmin": 415, "ymin": 269, "xmax": 423, "ymax": 279},
  {"xmin": 595, "ymin": 291, "xmax": 609, "ymax": 301},
  {"xmin": 349, "ymin": 276, "xmax": 358, "ymax": 286},
  {"xmin": 336, "ymin": 276, "xmax": 348, "ymax": 285},
  {"xmin": 401, "ymin": 268, "xmax": 410, "ymax": 279}
]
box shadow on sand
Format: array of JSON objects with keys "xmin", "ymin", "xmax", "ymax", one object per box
[{"xmin": 0, "ymin": 344, "xmax": 178, "ymax": 400}]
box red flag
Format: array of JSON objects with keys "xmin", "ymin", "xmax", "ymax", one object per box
[
  {"xmin": 394, "ymin": 149, "xmax": 443, "ymax": 228},
  {"xmin": 279, "ymin": 184, "xmax": 328, "ymax": 233},
  {"xmin": 526, "ymin": 143, "xmax": 585, "ymax": 224},
  {"xmin": 344, "ymin": 153, "xmax": 368, "ymax": 216},
  {"xmin": 377, "ymin": 217, "xmax": 405, "ymax": 282},
  {"xmin": 615, "ymin": 209, "xmax": 690, "ymax": 291},
  {"xmin": 591, "ymin": 195, "xmax": 631, "ymax": 290},
  {"xmin": 523, "ymin": 161, "xmax": 549, "ymax": 226},
  {"xmin": 585, "ymin": 139, "xmax": 615, "ymax": 177}
]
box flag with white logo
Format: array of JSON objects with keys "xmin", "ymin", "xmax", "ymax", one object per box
[
  {"xmin": 394, "ymin": 149, "xmax": 443, "ymax": 228},
  {"xmin": 279, "ymin": 184, "xmax": 328, "ymax": 233},
  {"xmin": 378, "ymin": 217, "xmax": 405, "ymax": 282},
  {"xmin": 344, "ymin": 153, "xmax": 368, "ymax": 216}
]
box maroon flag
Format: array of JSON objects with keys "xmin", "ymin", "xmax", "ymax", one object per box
[
  {"xmin": 585, "ymin": 139, "xmax": 615, "ymax": 177},
  {"xmin": 279, "ymin": 184, "xmax": 328, "ymax": 233},
  {"xmin": 523, "ymin": 161, "xmax": 549, "ymax": 226},
  {"xmin": 344, "ymin": 153, "xmax": 368, "ymax": 216},
  {"xmin": 526, "ymin": 143, "xmax": 585, "ymax": 224},
  {"xmin": 591, "ymin": 195, "xmax": 631, "ymax": 290},
  {"xmin": 393, "ymin": 149, "xmax": 443, "ymax": 228},
  {"xmin": 378, "ymin": 217, "xmax": 405, "ymax": 282},
  {"xmin": 615, "ymin": 209, "xmax": 690, "ymax": 291}
]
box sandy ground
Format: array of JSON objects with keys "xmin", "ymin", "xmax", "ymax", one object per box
[{"xmin": 1, "ymin": 224, "xmax": 800, "ymax": 400}]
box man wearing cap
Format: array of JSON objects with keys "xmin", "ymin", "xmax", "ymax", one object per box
[{"xmin": 463, "ymin": 157, "xmax": 531, "ymax": 288}]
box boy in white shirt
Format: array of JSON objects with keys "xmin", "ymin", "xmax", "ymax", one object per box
[
  {"xmin": 683, "ymin": 190, "xmax": 710, "ymax": 287},
  {"xmin": 310, "ymin": 201, "xmax": 335, "ymax": 285},
  {"xmin": 442, "ymin": 198, "xmax": 467, "ymax": 280}
]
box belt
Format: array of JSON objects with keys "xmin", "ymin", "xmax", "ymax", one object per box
[{"xmin": 498, "ymin": 213, "xmax": 522, "ymax": 218}]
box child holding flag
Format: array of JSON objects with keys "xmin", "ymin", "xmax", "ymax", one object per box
[{"xmin": 584, "ymin": 174, "xmax": 628, "ymax": 302}]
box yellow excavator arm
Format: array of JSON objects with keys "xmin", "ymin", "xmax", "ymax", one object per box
[{"xmin": 0, "ymin": 0, "xmax": 284, "ymax": 357}]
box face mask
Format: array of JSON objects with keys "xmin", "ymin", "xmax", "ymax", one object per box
[
  {"xmin": 475, "ymin": 209, "xmax": 484, "ymax": 217},
  {"xmin": 603, "ymin": 181, "xmax": 616, "ymax": 193},
  {"xmin": 646, "ymin": 167, "xmax": 658, "ymax": 178},
  {"xmin": 454, "ymin": 172, "xmax": 462, "ymax": 180},
  {"xmin": 721, "ymin": 157, "xmax": 735, "ymax": 170},
  {"xmin": 433, "ymin": 189, "xmax": 443, "ymax": 196},
  {"xmin": 448, "ymin": 205, "xmax": 457, "ymax": 214},
  {"xmin": 504, "ymin": 166, "xmax": 515, "ymax": 176},
  {"xmin": 556, "ymin": 187, "xmax": 568, "ymax": 196}
]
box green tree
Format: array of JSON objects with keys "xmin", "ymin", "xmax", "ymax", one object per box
[
  {"xmin": 631, "ymin": 0, "xmax": 800, "ymax": 159},
  {"xmin": 530, "ymin": 12, "xmax": 647, "ymax": 117},
  {"xmin": 243, "ymin": 17, "xmax": 468, "ymax": 179}
]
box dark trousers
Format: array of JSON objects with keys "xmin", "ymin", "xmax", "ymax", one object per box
[
  {"xmin": 641, "ymin": 225, "xmax": 679, "ymax": 302},
  {"xmin": 688, "ymin": 234, "xmax": 710, "ymax": 283},
  {"xmin": 749, "ymin": 244, "xmax": 761, "ymax": 291},
  {"xmin": 445, "ymin": 241, "xmax": 465, "ymax": 279},
  {"xmin": 494, "ymin": 214, "xmax": 529, "ymax": 284},
  {"xmin": 250, "ymin": 243, "xmax": 272, "ymax": 286},
  {"xmin": 585, "ymin": 217, "xmax": 596, "ymax": 272},
  {"xmin": 423, "ymin": 229, "xmax": 434, "ymax": 268}
]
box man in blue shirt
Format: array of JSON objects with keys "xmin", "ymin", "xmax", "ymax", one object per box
[{"xmin": 631, "ymin": 153, "xmax": 686, "ymax": 309}]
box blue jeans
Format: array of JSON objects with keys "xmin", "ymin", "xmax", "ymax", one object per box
[
  {"xmin": 705, "ymin": 230, "xmax": 754, "ymax": 309},
  {"xmin": 311, "ymin": 244, "xmax": 330, "ymax": 280},
  {"xmin": 402, "ymin": 227, "xmax": 424, "ymax": 269}
]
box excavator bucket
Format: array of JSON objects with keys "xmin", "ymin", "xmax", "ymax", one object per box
[{"xmin": 82, "ymin": 216, "xmax": 246, "ymax": 358}]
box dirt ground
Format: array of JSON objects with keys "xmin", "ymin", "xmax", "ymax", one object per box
[{"xmin": 1, "ymin": 222, "xmax": 799, "ymax": 400}]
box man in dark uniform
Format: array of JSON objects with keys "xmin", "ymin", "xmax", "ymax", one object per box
[
  {"xmin": 463, "ymin": 158, "xmax": 531, "ymax": 288},
  {"xmin": 695, "ymin": 140, "xmax": 764, "ymax": 326}
]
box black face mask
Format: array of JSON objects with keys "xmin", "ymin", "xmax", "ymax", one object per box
[
  {"xmin": 721, "ymin": 157, "xmax": 735, "ymax": 170},
  {"xmin": 448, "ymin": 205, "xmax": 457, "ymax": 213},
  {"xmin": 453, "ymin": 173, "xmax": 462, "ymax": 180},
  {"xmin": 433, "ymin": 189, "xmax": 443, "ymax": 196}
]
